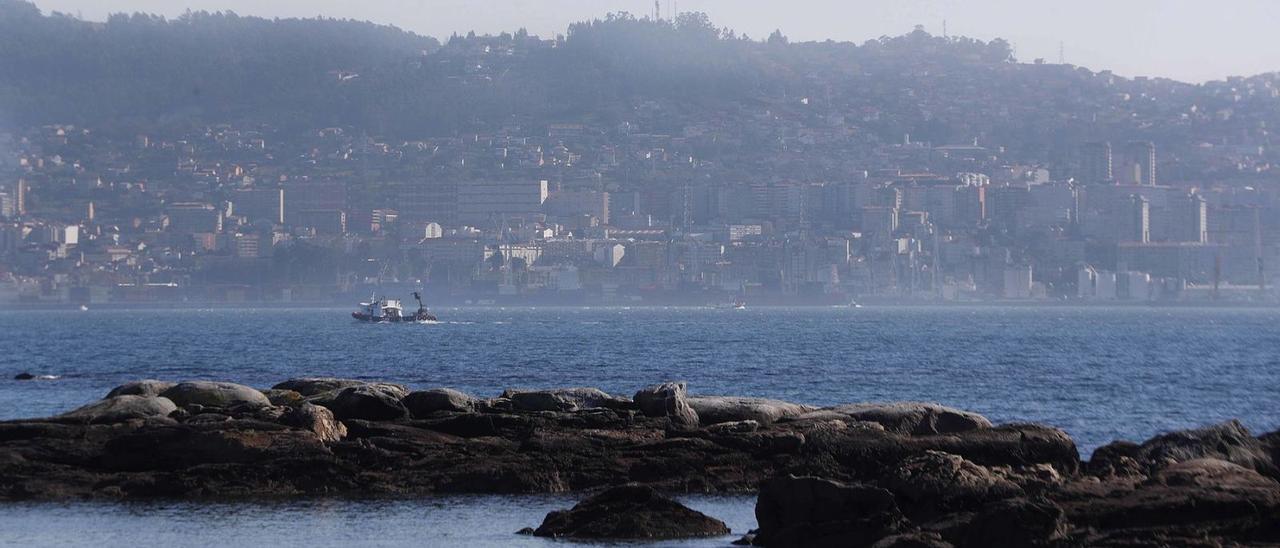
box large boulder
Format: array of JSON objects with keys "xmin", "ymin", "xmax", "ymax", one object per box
[
  {"xmin": 634, "ymin": 382, "xmax": 687, "ymax": 416},
  {"xmin": 56, "ymin": 395, "xmax": 178, "ymax": 424},
  {"xmin": 884, "ymin": 451, "xmax": 1023, "ymax": 517},
  {"xmin": 1084, "ymin": 440, "xmax": 1145, "ymax": 478},
  {"xmin": 634, "ymin": 382, "xmax": 698, "ymax": 428},
  {"xmin": 327, "ymin": 384, "xmax": 409, "ymax": 421},
  {"xmin": 1132, "ymin": 420, "xmax": 1278, "ymax": 479},
  {"xmin": 533, "ymin": 484, "xmax": 729, "ymax": 539},
  {"xmin": 503, "ymin": 387, "xmax": 628, "ymax": 412},
  {"xmin": 263, "ymin": 389, "xmax": 304, "ymax": 407},
  {"xmin": 271, "ymin": 377, "xmax": 370, "ymax": 397},
  {"xmin": 1155, "ymin": 458, "xmax": 1280, "ymax": 489},
  {"xmin": 961, "ymin": 497, "xmax": 1068, "ymax": 547},
  {"xmin": 403, "ymin": 388, "xmax": 475, "ymax": 417},
  {"xmin": 105, "ymin": 380, "xmax": 176, "ymax": 399},
  {"xmin": 687, "ymin": 396, "xmax": 811, "ymax": 426},
  {"xmin": 1057, "ymin": 457, "xmax": 1280, "ymax": 545},
  {"xmin": 281, "ymin": 403, "xmax": 347, "ymax": 442},
  {"xmin": 808, "ymin": 403, "xmax": 992, "ymax": 435},
  {"xmin": 161, "ymin": 381, "xmax": 270, "ymax": 409},
  {"xmin": 751, "ymin": 476, "xmax": 905, "ymax": 547}
]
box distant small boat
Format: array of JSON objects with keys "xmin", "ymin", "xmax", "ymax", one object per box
[
  {"xmin": 78, "ymin": 305, "xmax": 89, "ymax": 311},
  {"xmin": 352, "ymin": 292, "xmax": 437, "ymax": 323},
  {"xmin": 715, "ymin": 299, "xmax": 747, "ymax": 310}
]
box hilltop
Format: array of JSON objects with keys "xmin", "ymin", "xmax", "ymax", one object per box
[{"xmin": 0, "ymin": 1, "xmax": 1276, "ymax": 169}]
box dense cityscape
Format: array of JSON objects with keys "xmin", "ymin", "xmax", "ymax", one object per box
[
  {"xmin": 1, "ymin": 5, "xmax": 1277, "ymax": 306},
  {"xmin": 2, "ymin": 2, "xmax": 1280, "ymax": 547}
]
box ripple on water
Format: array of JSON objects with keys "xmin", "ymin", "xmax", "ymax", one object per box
[{"xmin": 1, "ymin": 306, "xmax": 1277, "ymax": 454}]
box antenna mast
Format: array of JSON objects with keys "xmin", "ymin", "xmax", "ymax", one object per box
[{"xmin": 1059, "ymin": 41, "xmax": 1065, "ymax": 64}]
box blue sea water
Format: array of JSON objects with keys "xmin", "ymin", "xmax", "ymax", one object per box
[{"xmin": 0, "ymin": 305, "xmax": 1277, "ymax": 547}]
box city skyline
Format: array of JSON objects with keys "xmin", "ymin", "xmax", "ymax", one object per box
[{"xmin": 32, "ymin": 0, "xmax": 1280, "ymax": 83}]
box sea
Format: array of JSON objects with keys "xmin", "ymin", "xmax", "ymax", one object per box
[{"xmin": 0, "ymin": 305, "xmax": 1277, "ymax": 547}]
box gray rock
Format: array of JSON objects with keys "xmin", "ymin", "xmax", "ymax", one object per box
[
  {"xmin": 105, "ymin": 380, "xmax": 176, "ymax": 399},
  {"xmin": 686, "ymin": 396, "xmax": 811, "ymax": 425},
  {"xmin": 634, "ymin": 382, "xmax": 687, "ymax": 417},
  {"xmin": 271, "ymin": 377, "xmax": 369, "ymax": 396},
  {"xmin": 811, "ymin": 402, "xmax": 992, "ymax": 435},
  {"xmin": 533, "ymin": 484, "xmax": 730, "ymax": 539},
  {"xmin": 752, "ymin": 476, "xmax": 905, "ymax": 547},
  {"xmin": 706, "ymin": 420, "xmax": 759, "ymax": 434},
  {"xmin": 328, "ymin": 384, "xmax": 409, "ymax": 421},
  {"xmin": 665, "ymin": 396, "xmax": 700, "ymax": 429},
  {"xmin": 57, "ymin": 395, "xmax": 178, "ymax": 424},
  {"xmin": 1155, "ymin": 458, "xmax": 1280, "ymax": 488},
  {"xmin": 884, "ymin": 451, "xmax": 1023, "ymax": 516},
  {"xmin": 403, "ymin": 388, "xmax": 476, "ymax": 417},
  {"xmin": 634, "ymin": 382, "xmax": 699, "ymax": 429},
  {"xmin": 302, "ymin": 389, "xmax": 342, "ymax": 408},
  {"xmin": 263, "ymin": 389, "xmax": 304, "ymax": 407},
  {"xmin": 248, "ymin": 405, "xmax": 287, "ymax": 422},
  {"xmin": 475, "ymin": 397, "xmax": 514, "ymax": 413},
  {"xmin": 504, "ymin": 387, "xmax": 627, "ymax": 412},
  {"xmin": 282, "ymin": 403, "xmax": 347, "ymax": 442},
  {"xmin": 1134, "ymin": 420, "xmax": 1278, "ymax": 479},
  {"xmin": 963, "ymin": 497, "xmax": 1068, "ymax": 547},
  {"xmin": 185, "ymin": 413, "xmax": 232, "ymax": 424},
  {"xmin": 161, "ymin": 381, "xmax": 271, "ymax": 409}
]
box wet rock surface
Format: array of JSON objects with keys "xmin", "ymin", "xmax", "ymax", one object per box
[
  {"xmin": 327, "ymin": 384, "xmax": 409, "ymax": 421},
  {"xmin": 532, "ymin": 484, "xmax": 729, "ymax": 539},
  {"xmin": 105, "ymin": 380, "xmax": 177, "ymax": 399},
  {"xmin": 403, "ymin": 388, "xmax": 475, "ymax": 417},
  {"xmin": 0, "ymin": 379, "xmax": 1276, "ymax": 547},
  {"xmin": 56, "ymin": 396, "xmax": 178, "ymax": 424},
  {"xmin": 160, "ymin": 381, "xmax": 270, "ymax": 409}
]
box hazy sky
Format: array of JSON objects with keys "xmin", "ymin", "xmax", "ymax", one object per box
[{"xmin": 33, "ymin": 0, "xmax": 1280, "ymax": 83}]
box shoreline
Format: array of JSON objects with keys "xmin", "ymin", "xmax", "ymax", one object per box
[{"xmin": 2, "ymin": 378, "xmax": 1277, "ymax": 545}]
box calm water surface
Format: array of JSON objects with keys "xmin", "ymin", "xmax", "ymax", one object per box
[{"xmin": 0, "ymin": 306, "xmax": 1277, "ymax": 546}]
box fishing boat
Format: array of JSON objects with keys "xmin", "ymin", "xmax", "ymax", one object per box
[
  {"xmin": 352, "ymin": 292, "xmax": 437, "ymax": 323},
  {"xmin": 714, "ymin": 298, "xmax": 747, "ymax": 310}
]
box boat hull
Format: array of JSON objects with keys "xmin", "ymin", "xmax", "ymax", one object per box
[{"xmin": 351, "ymin": 312, "xmax": 437, "ymax": 323}]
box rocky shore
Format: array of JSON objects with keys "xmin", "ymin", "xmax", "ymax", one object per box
[{"xmin": 2, "ymin": 378, "xmax": 1278, "ymax": 546}]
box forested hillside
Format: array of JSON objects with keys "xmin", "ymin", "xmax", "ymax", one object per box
[{"xmin": 1, "ymin": 0, "xmax": 1277, "ymax": 167}]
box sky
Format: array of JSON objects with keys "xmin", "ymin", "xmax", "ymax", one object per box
[{"xmin": 32, "ymin": 0, "xmax": 1280, "ymax": 83}]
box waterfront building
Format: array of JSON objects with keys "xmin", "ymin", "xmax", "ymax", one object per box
[{"xmin": 457, "ymin": 180, "xmax": 548, "ymax": 225}]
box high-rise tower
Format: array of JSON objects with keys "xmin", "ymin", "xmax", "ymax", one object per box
[
  {"xmin": 1080, "ymin": 142, "xmax": 1112, "ymax": 184},
  {"xmin": 1118, "ymin": 141, "xmax": 1156, "ymax": 186},
  {"xmin": 15, "ymin": 178, "xmax": 26, "ymax": 217},
  {"xmin": 1175, "ymin": 193, "xmax": 1207, "ymax": 243},
  {"xmin": 1130, "ymin": 194, "xmax": 1150, "ymax": 243}
]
